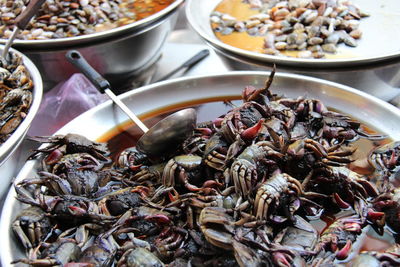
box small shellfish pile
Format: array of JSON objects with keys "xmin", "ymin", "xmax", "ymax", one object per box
[
  {"xmin": 0, "ymin": 0, "xmax": 170, "ymax": 40},
  {"xmin": 211, "ymin": 0, "xmax": 368, "ymax": 58},
  {"xmin": 11, "ymin": 73, "xmax": 400, "ymax": 266},
  {"xmin": 0, "ymin": 52, "xmax": 33, "ymax": 144}
]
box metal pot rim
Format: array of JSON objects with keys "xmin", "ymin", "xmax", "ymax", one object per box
[
  {"xmin": 0, "ymin": 46, "xmax": 43, "ymax": 166},
  {"xmin": 0, "ymin": 0, "xmax": 184, "ymax": 49}
]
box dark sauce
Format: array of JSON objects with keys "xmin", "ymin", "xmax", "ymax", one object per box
[
  {"xmin": 97, "ymin": 98, "xmax": 395, "ymax": 263},
  {"xmin": 97, "ymin": 96, "xmax": 239, "ymax": 160}
]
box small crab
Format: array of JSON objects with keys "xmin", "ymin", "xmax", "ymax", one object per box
[
  {"xmin": 29, "ymin": 133, "xmax": 110, "ymax": 162},
  {"xmin": 162, "ymin": 154, "xmax": 204, "ymax": 191},
  {"xmin": 12, "ymin": 206, "xmax": 52, "ymax": 249}
]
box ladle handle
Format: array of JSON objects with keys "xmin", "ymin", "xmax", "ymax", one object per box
[
  {"xmin": 65, "ymin": 50, "xmax": 110, "ymax": 93},
  {"xmin": 15, "ymin": 0, "xmax": 47, "ymax": 29}
]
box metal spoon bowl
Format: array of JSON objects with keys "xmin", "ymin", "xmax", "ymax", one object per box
[
  {"xmin": 66, "ymin": 50, "xmax": 197, "ymax": 156},
  {"xmin": 136, "ymin": 108, "xmax": 196, "ymax": 155}
]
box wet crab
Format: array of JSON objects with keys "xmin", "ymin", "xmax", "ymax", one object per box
[
  {"xmin": 15, "ymin": 191, "xmax": 115, "ymax": 227},
  {"xmin": 29, "ymin": 133, "xmax": 110, "ymax": 162},
  {"xmin": 117, "ymin": 247, "xmax": 164, "ymax": 267},
  {"xmin": 162, "ymin": 154, "xmax": 205, "ymax": 192},
  {"xmin": 253, "ymin": 172, "xmax": 303, "ymax": 222},
  {"xmin": 12, "ymin": 206, "xmax": 52, "ymax": 250},
  {"xmin": 12, "ymin": 238, "xmax": 81, "ymax": 266},
  {"xmin": 116, "ymin": 147, "xmax": 151, "ymax": 172},
  {"xmin": 352, "ymin": 244, "xmax": 400, "ymax": 266},
  {"xmin": 230, "ymin": 141, "xmax": 284, "ymax": 198},
  {"xmin": 198, "ymin": 207, "xmax": 268, "ymax": 267},
  {"xmin": 305, "ymin": 166, "xmax": 378, "ymax": 211},
  {"xmin": 316, "ymin": 216, "xmax": 363, "ymax": 260},
  {"xmin": 271, "ymin": 215, "xmax": 318, "ymax": 266},
  {"xmin": 203, "ymin": 132, "xmax": 230, "ymax": 171},
  {"xmin": 220, "ymin": 101, "xmax": 269, "ymax": 143},
  {"xmin": 368, "ymin": 141, "xmax": 400, "ymax": 186},
  {"xmin": 19, "ymin": 152, "xmax": 118, "ymax": 198},
  {"xmin": 97, "ymin": 187, "xmax": 145, "ymax": 216},
  {"xmin": 154, "ymin": 226, "xmax": 187, "ymax": 261},
  {"xmin": 373, "ymin": 188, "xmax": 400, "ymax": 233}
]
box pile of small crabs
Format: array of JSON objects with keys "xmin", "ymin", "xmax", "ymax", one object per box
[
  {"xmin": 0, "ymin": 51, "xmax": 33, "ymax": 144},
  {"xmin": 11, "ymin": 72, "xmax": 400, "ymax": 266}
]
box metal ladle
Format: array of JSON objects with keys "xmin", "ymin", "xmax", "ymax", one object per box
[
  {"xmin": 65, "ymin": 50, "xmax": 197, "ymax": 156},
  {"xmin": 1, "ymin": 0, "xmax": 46, "ymax": 60}
]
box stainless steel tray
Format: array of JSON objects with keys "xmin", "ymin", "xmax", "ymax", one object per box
[
  {"xmin": 186, "ymin": 0, "xmax": 400, "ymax": 67},
  {"xmin": 1, "ymin": 72, "xmax": 400, "ymax": 266}
]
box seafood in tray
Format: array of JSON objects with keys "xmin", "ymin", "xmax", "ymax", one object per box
[
  {"xmin": 211, "ymin": 0, "xmax": 368, "ymax": 59},
  {"xmin": 10, "ymin": 73, "xmax": 400, "ymax": 266},
  {"xmin": 0, "ymin": 0, "xmax": 175, "ymax": 40},
  {"xmin": 0, "ymin": 51, "xmax": 33, "ymax": 144}
]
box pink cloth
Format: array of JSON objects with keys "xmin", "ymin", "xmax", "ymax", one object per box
[{"xmin": 29, "ymin": 73, "xmax": 107, "ymax": 136}]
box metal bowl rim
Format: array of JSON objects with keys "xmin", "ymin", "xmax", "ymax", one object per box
[
  {"xmin": 185, "ymin": 0, "xmax": 400, "ymax": 68},
  {"xmin": 0, "ymin": 0, "xmax": 184, "ymax": 48},
  {"xmin": 0, "ymin": 46, "xmax": 43, "ymax": 166}
]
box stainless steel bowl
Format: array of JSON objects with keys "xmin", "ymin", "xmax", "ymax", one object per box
[
  {"xmin": 1, "ymin": 71, "xmax": 400, "ymax": 265},
  {"xmin": 185, "ymin": 0, "xmax": 400, "ymax": 101},
  {"xmin": 0, "ymin": 0, "xmax": 184, "ymax": 90},
  {"xmin": 0, "ymin": 45, "xmax": 43, "ymax": 197},
  {"xmin": 186, "ymin": 0, "xmax": 400, "ymax": 68}
]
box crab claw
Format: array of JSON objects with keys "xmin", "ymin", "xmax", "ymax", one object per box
[
  {"xmin": 131, "ymin": 186, "xmax": 149, "ymax": 198},
  {"xmin": 202, "ymin": 180, "xmax": 223, "ymax": 189},
  {"xmin": 336, "ymin": 240, "xmax": 352, "ymax": 260},
  {"xmin": 129, "ymin": 164, "xmax": 143, "ymax": 171},
  {"xmin": 145, "ymin": 214, "xmax": 171, "ymax": 225},
  {"xmin": 45, "ymin": 149, "xmax": 63, "ymax": 165},
  {"xmin": 343, "ymin": 222, "xmax": 361, "ymax": 233},
  {"xmin": 68, "ymin": 206, "xmax": 87, "ymax": 216},
  {"xmin": 333, "ymin": 193, "xmax": 351, "ymax": 209},
  {"xmin": 213, "ymin": 118, "xmax": 224, "ymax": 127},
  {"xmin": 197, "ymin": 127, "xmax": 213, "ymax": 136},
  {"xmin": 273, "ymin": 252, "xmax": 292, "ymax": 267},
  {"xmin": 168, "ymin": 189, "xmax": 179, "ymax": 202},
  {"xmin": 240, "ymin": 119, "xmax": 264, "ymax": 141},
  {"xmin": 367, "ymin": 209, "xmax": 385, "ymax": 220}
]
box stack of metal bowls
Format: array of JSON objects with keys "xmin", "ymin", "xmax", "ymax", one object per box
[
  {"xmin": 0, "ymin": 0, "xmax": 184, "ymax": 90},
  {"xmin": 0, "ymin": 45, "xmax": 43, "ymax": 197},
  {"xmin": 185, "ymin": 0, "xmax": 400, "ymax": 102}
]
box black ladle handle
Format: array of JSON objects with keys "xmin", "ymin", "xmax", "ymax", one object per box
[
  {"xmin": 15, "ymin": 0, "xmax": 47, "ymax": 29},
  {"xmin": 65, "ymin": 50, "xmax": 110, "ymax": 93}
]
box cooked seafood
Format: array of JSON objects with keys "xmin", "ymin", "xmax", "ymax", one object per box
[
  {"xmin": 211, "ymin": 0, "xmax": 369, "ymax": 58},
  {"xmin": 0, "ymin": 0, "xmax": 174, "ymax": 40},
  {"xmin": 0, "ymin": 51, "xmax": 33, "ymax": 144},
  {"xmin": 12, "ymin": 72, "xmax": 400, "ymax": 266}
]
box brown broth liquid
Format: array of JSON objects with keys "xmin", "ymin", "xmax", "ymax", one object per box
[
  {"xmin": 130, "ymin": 0, "xmax": 173, "ymax": 20},
  {"xmin": 98, "ymin": 98, "xmax": 395, "ymax": 264},
  {"xmin": 93, "ymin": 0, "xmax": 174, "ymax": 32},
  {"xmin": 213, "ymin": 0, "xmax": 359, "ymax": 59}
]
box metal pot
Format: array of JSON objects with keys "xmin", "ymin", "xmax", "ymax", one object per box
[
  {"xmin": 185, "ymin": 0, "xmax": 400, "ymax": 101},
  {"xmin": 0, "ymin": 0, "xmax": 185, "ymax": 90},
  {"xmin": 0, "ymin": 45, "xmax": 43, "ymax": 197},
  {"xmin": 1, "ymin": 72, "xmax": 400, "ymax": 265}
]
